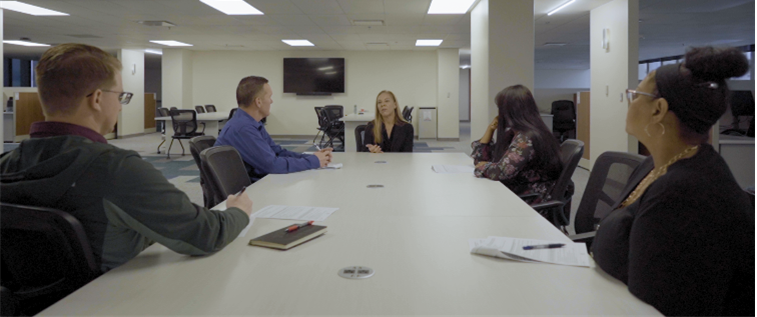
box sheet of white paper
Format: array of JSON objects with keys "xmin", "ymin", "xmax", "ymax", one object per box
[
  {"xmin": 432, "ymin": 165, "xmax": 474, "ymax": 174},
  {"xmin": 252, "ymin": 205, "xmax": 339, "ymax": 222},
  {"xmin": 497, "ymin": 237, "xmax": 590, "ymax": 267},
  {"xmin": 469, "ymin": 237, "xmax": 538, "ymax": 262},
  {"xmin": 422, "ymin": 111, "xmax": 432, "ymax": 121},
  {"xmin": 238, "ymin": 216, "xmax": 255, "ymax": 238},
  {"xmin": 322, "ymin": 162, "xmax": 343, "ymax": 169}
]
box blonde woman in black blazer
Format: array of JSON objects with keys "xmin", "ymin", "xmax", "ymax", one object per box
[{"xmin": 363, "ymin": 90, "xmax": 413, "ymax": 153}]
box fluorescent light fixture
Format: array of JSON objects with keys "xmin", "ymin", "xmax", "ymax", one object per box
[
  {"xmin": 199, "ymin": 0, "xmax": 263, "ymax": 15},
  {"xmin": 415, "ymin": 39, "xmax": 443, "ymax": 46},
  {"xmin": 427, "ymin": 0, "xmax": 476, "ymax": 14},
  {"xmin": 547, "ymin": 0, "xmax": 576, "ymax": 16},
  {"xmin": 0, "ymin": 1, "xmax": 68, "ymax": 16},
  {"xmin": 282, "ymin": 39, "xmax": 314, "ymax": 46},
  {"xmin": 3, "ymin": 40, "xmax": 50, "ymax": 47},
  {"xmin": 459, "ymin": 65, "xmax": 471, "ymax": 69},
  {"xmin": 324, "ymin": 71, "xmax": 337, "ymax": 75},
  {"xmin": 145, "ymin": 49, "xmax": 163, "ymax": 55},
  {"xmin": 149, "ymin": 40, "xmax": 193, "ymax": 47},
  {"xmin": 318, "ymin": 66, "xmax": 334, "ymax": 71}
]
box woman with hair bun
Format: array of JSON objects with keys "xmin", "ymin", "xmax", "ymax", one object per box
[{"xmin": 593, "ymin": 46, "xmax": 754, "ymax": 316}]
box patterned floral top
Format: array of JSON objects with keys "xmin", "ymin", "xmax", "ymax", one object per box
[{"xmin": 471, "ymin": 131, "xmax": 557, "ymax": 203}]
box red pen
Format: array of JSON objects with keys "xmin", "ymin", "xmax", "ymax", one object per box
[{"xmin": 285, "ymin": 221, "xmax": 314, "ymax": 232}]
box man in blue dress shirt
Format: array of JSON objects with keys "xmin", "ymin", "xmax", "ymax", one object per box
[{"xmin": 216, "ymin": 76, "xmax": 332, "ymax": 182}]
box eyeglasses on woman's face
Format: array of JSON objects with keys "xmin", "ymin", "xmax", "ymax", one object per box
[
  {"xmin": 625, "ymin": 89, "xmax": 658, "ymax": 103},
  {"xmin": 86, "ymin": 90, "xmax": 134, "ymax": 105}
]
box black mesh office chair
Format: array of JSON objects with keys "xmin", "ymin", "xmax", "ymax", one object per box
[
  {"xmin": 552, "ymin": 100, "xmax": 576, "ymax": 142},
  {"xmin": 322, "ymin": 105, "xmax": 345, "ymax": 150},
  {"xmin": 313, "ymin": 107, "xmax": 329, "ymax": 145},
  {"xmin": 228, "ymin": 108, "xmax": 238, "ymax": 120},
  {"xmin": 402, "ymin": 106, "xmax": 414, "ymax": 122},
  {"xmin": 569, "ymin": 151, "xmax": 646, "ymax": 249},
  {"xmin": 189, "ymin": 136, "xmax": 217, "ymax": 208},
  {"xmin": 195, "ymin": 105, "xmax": 206, "ymax": 113},
  {"xmin": 200, "ymin": 146, "xmax": 251, "ymax": 205},
  {"xmin": 355, "ymin": 124, "xmax": 368, "ymax": 152},
  {"xmin": 0, "ymin": 203, "xmax": 101, "ymax": 316},
  {"xmin": 168, "ymin": 109, "xmax": 205, "ymax": 159},
  {"xmin": 721, "ymin": 91, "xmax": 754, "ymax": 136},
  {"xmin": 205, "ymin": 105, "xmax": 217, "ymax": 112},
  {"xmin": 529, "ymin": 139, "xmax": 584, "ymax": 232},
  {"xmin": 170, "ymin": 107, "xmax": 178, "ymax": 111}
]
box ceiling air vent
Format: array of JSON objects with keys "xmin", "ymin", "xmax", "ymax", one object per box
[{"xmin": 137, "ymin": 20, "xmax": 176, "ymax": 27}]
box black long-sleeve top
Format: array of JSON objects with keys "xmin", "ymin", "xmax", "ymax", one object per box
[
  {"xmin": 592, "ymin": 144, "xmax": 754, "ymax": 316},
  {"xmin": 363, "ymin": 121, "xmax": 414, "ymax": 152}
]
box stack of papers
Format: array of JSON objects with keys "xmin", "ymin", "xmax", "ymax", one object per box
[
  {"xmin": 323, "ymin": 163, "xmax": 343, "ymax": 169},
  {"xmin": 252, "ymin": 205, "xmax": 339, "ymax": 222},
  {"xmin": 469, "ymin": 236, "xmax": 590, "ymax": 267},
  {"xmin": 432, "ymin": 165, "xmax": 474, "ymax": 174}
]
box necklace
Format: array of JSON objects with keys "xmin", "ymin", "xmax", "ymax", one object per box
[{"xmin": 619, "ymin": 145, "xmax": 700, "ymax": 208}]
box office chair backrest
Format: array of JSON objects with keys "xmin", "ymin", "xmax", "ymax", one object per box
[
  {"xmin": 355, "ymin": 124, "xmax": 367, "ymax": 152},
  {"xmin": 0, "ymin": 202, "xmax": 101, "ymax": 314},
  {"xmin": 551, "ymin": 100, "xmax": 576, "ymax": 130},
  {"xmin": 205, "ymin": 105, "xmax": 217, "ymax": 112},
  {"xmin": 546, "ymin": 139, "xmax": 584, "ymax": 225},
  {"xmin": 730, "ymin": 90, "xmax": 755, "ymax": 117},
  {"xmin": 158, "ymin": 108, "xmax": 170, "ymax": 117},
  {"xmin": 170, "ymin": 109, "xmax": 199, "ymax": 136},
  {"xmin": 195, "ymin": 105, "xmax": 206, "ymax": 113},
  {"xmin": 228, "ymin": 108, "xmax": 238, "ymax": 120},
  {"xmin": 189, "ymin": 136, "xmax": 218, "ymax": 207},
  {"xmin": 315, "ymin": 107, "xmax": 328, "ymax": 128},
  {"xmin": 573, "ymin": 151, "xmax": 645, "ymax": 234},
  {"xmin": 402, "ymin": 106, "xmax": 413, "ymax": 122},
  {"xmin": 201, "ymin": 146, "xmax": 251, "ymax": 204},
  {"xmin": 170, "ymin": 106, "xmax": 178, "ymax": 111},
  {"xmin": 323, "ymin": 105, "xmax": 343, "ymax": 122}
]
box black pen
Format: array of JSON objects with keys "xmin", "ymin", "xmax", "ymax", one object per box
[
  {"xmin": 235, "ymin": 186, "xmax": 248, "ymax": 196},
  {"xmin": 523, "ymin": 243, "xmax": 565, "ymax": 250}
]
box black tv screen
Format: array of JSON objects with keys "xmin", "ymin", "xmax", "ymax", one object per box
[{"xmin": 283, "ymin": 58, "xmax": 345, "ymax": 95}]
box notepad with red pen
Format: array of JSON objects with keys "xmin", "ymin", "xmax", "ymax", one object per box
[{"xmin": 248, "ymin": 223, "xmax": 327, "ymax": 250}]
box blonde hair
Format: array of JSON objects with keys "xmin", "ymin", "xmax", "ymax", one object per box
[
  {"xmin": 372, "ymin": 90, "xmax": 407, "ymax": 144},
  {"xmin": 36, "ymin": 43, "xmax": 122, "ymax": 115}
]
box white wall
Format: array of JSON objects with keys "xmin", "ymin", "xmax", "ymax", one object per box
[
  {"xmin": 191, "ymin": 50, "xmax": 438, "ymax": 136},
  {"xmin": 590, "ymin": 0, "xmax": 639, "ymax": 167},
  {"xmin": 117, "ymin": 49, "xmax": 145, "ymax": 136},
  {"xmin": 162, "ymin": 49, "xmax": 193, "ymax": 109},
  {"xmin": 470, "ymin": 0, "xmax": 490, "ymax": 140},
  {"xmin": 533, "ymin": 69, "xmax": 590, "ymax": 113},
  {"xmin": 436, "ymin": 48, "xmax": 459, "ymax": 139},
  {"xmin": 459, "ymin": 68, "xmax": 470, "ymax": 121}
]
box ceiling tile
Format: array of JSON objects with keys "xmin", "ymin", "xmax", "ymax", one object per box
[
  {"xmin": 309, "ymin": 15, "xmax": 352, "ymax": 26},
  {"xmin": 267, "ymin": 15, "xmax": 318, "ymax": 26},
  {"xmin": 290, "ymin": 0, "xmax": 344, "ymax": 15},
  {"xmin": 336, "ymin": 0, "xmax": 385, "ymax": 14}
]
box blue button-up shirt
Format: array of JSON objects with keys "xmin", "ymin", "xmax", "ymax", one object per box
[{"xmin": 215, "ymin": 109, "xmax": 319, "ymax": 182}]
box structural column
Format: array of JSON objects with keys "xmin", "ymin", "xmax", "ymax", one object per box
[
  {"xmin": 116, "ymin": 49, "xmax": 145, "ymax": 137},
  {"xmin": 589, "ymin": 0, "xmax": 639, "ymax": 167},
  {"xmin": 162, "ymin": 49, "xmax": 193, "ymax": 110},
  {"xmin": 437, "ymin": 48, "xmax": 460, "ymax": 140},
  {"xmin": 470, "ymin": 0, "xmax": 535, "ymax": 140}
]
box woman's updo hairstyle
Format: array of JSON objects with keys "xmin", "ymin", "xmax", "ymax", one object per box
[{"xmin": 654, "ymin": 46, "xmax": 749, "ymax": 140}]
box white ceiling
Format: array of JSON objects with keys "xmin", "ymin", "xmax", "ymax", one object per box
[{"xmin": 2, "ymin": 0, "xmax": 754, "ymax": 70}]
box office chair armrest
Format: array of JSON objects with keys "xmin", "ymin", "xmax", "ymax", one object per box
[
  {"xmin": 569, "ymin": 231, "xmax": 595, "ymax": 243},
  {"xmin": 198, "ymin": 122, "xmax": 206, "ymax": 134},
  {"xmin": 529, "ymin": 200, "xmax": 565, "ymax": 212},
  {"xmin": 518, "ymin": 193, "xmax": 540, "ymax": 200}
]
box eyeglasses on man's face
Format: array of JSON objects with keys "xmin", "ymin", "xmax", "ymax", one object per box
[
  {"xmin": 86, "ymin": 90, "xmax": 134, "ymax": 105},
  {"xmin": 625, "ymin": 89, "xmax": 658, "ymax": 102}
]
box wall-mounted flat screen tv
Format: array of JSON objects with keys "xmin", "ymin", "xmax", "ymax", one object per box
[{"xmin": 283, "ymin": 58, "xmax": 345, "ymax": 95}]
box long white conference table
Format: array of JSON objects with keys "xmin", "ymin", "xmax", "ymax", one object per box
[{"xmin": 39, "ymin": 153, "xmax": 659, "ymax": 316}]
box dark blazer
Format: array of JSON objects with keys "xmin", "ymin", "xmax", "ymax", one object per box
[{"xmin": 363, "ymin": 121, "xmax": 414, "ymax": 152}]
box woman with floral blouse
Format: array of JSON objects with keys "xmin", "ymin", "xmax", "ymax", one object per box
[{"xmin": 471, "ymin": 85, "xmax": 562, "ymax": 203}]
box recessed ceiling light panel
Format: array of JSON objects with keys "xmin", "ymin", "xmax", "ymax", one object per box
[
  {"xmin": 427, "ymin": 0, "xmax": 476, "ymax": 14},
  {"xmin": 3, "ymin": 40, "xmax": 50, "ymax": 47},
  {"xmin": 547, "ymin": 0, "xmax": 576, "ymax": 16},
  {"xmin": 200, "ymin": 0, "xmax": 264, "ymax": 15},
  {"xmin": 0, "ymin": 1, "xmax": 68, "ymax": 16},
  {"xmin": 415, "ymin": 39, "xmax": 443, "ymax": 46},
  {"xmin": 282, "ymin": 39, "xmax": 314, "ymax": 47},
  {"xmin": 149, "ymin": 40, "xmax": 193, "ymax": 47}
]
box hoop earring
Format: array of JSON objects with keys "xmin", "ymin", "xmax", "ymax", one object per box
[{"xmin": 644, "ymin": 122, "xmax": 666, "ymax": 137}]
